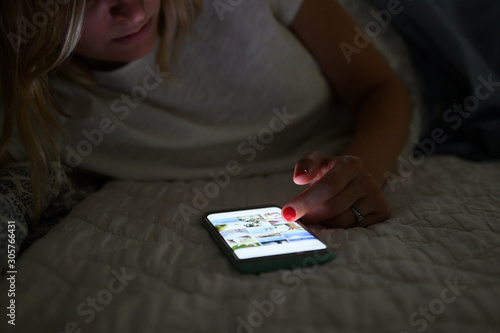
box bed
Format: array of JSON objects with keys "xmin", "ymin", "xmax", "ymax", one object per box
[
  {"xmin": 1, "ymin": 0, "xmax": 500, "ymax": 332},
  {"xmin": 3, "ymin": 155, "xmax": 500, "ymax": 333}
]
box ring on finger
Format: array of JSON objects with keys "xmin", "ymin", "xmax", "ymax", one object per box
[{"xmin": 350, "ymin": 205, "xmax": 365, "ymax": 225}]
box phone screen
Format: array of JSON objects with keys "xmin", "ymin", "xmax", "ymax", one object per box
[{"xmin": 204, "ymin": 206, "xmax": 328, "ymax": 260}]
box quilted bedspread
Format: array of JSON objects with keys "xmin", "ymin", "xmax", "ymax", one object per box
[
  {"xmin": 2, "ymin": 1, "xmax": 500, "ymax": 332},
  {"xmin": 1, "ymin": 155, "xmax": 500, "ymax": 333}
]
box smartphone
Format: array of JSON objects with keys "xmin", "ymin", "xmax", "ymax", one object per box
[{"xmin": 202, "ymin": 205, "xmax": 335, "ymax": 274}]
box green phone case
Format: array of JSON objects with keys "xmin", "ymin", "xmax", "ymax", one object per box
[{"xmin": 202, "ymin": 205, "xmax": 335, "ymax": 274}]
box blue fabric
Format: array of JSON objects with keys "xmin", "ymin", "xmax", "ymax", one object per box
[{"xmin": 370, "ymin": 0, "xmax": 500, "ymax": 160}]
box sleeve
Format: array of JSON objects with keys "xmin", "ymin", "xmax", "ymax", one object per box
[
  {"xmin": 268, "ymin": 0, "xmax": 304, "ymax": 26},
  {"xmin": 0, "ymin": 161, "xmax": 101, "ymax": 273},
  {"xmin": 0, "ymin": 162, "xmax": 33, "ymax": 274}
]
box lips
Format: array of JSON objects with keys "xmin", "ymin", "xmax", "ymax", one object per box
[{"xmin": 112, "ymin": 18, "xmax": 153, "ymax": 45}]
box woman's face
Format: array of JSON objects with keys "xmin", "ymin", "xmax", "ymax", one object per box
[{"xmin": 75, "ymin": 0, "xmax": 162, "ymax": 70}]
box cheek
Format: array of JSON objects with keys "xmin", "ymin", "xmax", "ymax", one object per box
[
  {"xmin": 144, "ymin": 0, "xmax": 162, "ymax": 25},
  {"xmin": 75, "ymin": 14, "xmax": 110, "ymax": 55},
  {"xmin": 146, "ymin": 0, "xmax": 162, "ymax": 11}
]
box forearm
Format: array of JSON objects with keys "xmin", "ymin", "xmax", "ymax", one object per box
[
  {"xmin": 341, "ymin": 78, "xmax": 412, "ymax": 187},
  {"xmin": 288, "ymin": 0, "xmax": 413, "ymax": 187}
]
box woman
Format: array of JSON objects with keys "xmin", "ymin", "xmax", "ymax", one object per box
[{"xmin": 0, "ymin": 0, "xmax": 412, "ymax": 228}]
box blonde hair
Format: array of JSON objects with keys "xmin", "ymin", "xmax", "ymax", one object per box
[{"xmin": 0, "ymin": 0, "xmax": 202, "ymax": 220}]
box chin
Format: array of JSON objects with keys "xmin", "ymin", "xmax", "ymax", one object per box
[
  {"xmin": 119, "ymin": 48, "xmax": 155, "ymax": 63},
  {"xmin": 116, "ymin": 37, "xmax": 158, "ymax": 62},
  {"xmin": 78, "ymin": 35, "xmax": 159, "ymax": 70}
]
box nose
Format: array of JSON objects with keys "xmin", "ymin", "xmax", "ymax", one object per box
[{"xmin": 110, "ymin": 0, "xmax": 146, "ymax": 24}]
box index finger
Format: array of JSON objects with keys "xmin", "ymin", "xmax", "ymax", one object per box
[{"xmin": 282, "ymin": 157, "xmax": 361, "ymax": 222}]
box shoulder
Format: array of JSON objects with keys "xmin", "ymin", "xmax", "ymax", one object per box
[
  {"xmin": 207, "ymin": 0, "xmax": 303, "ymax": 25},
  {"xmin": 267, "ymin": 0, "xmax": 304, "ymax": 25}
]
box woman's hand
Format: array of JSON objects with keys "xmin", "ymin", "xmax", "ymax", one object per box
[
  {"xmin": 286, "ymin": 1, "xmax": 412, "ymax": 227},
  {"xmin": 282, "ymin": 151, "xmax": 391, "ymax": 228}
]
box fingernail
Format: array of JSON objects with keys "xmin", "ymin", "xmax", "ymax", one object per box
[
  {"xmin": 282, "ymin": 207, "xmax": 296, "ymax": 221},
  {"xmin": 295, "ymin": 168, "xmax": 309, "ymax": 177}
]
